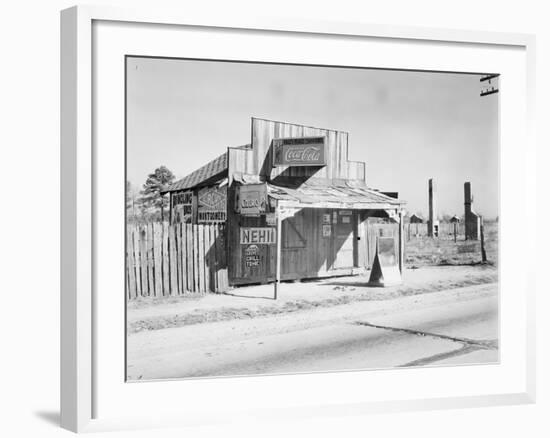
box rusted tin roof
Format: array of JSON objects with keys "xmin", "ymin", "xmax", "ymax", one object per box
[
  {"xmin": 162, "ymin": 152, "xmax": 228, "ymax": 193},
  {"xmin": 267, "ymin": 183, "xmax": 404, "ymax": 209}
]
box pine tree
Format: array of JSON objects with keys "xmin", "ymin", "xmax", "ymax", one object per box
[{"xmin": 139, "ymin": 166, "xmax": 175, "ymax": 222}]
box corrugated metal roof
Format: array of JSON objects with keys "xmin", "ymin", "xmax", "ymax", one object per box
[
  {"xmin": 267, "ymin": 183, "xmax": 404, "ymax": 208},
  {"xmin": 162, "ymin": 152, "xmax": 228, "ymax": 193}
]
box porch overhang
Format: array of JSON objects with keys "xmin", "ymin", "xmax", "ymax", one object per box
[{"xmin": 267, "ymin": 183, "xmax": 406, "ymax": 212}]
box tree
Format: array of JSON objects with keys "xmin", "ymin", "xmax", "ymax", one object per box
[
  {"xmin": 138, "ymin": 166, "xmax": 175, "ymax": 222},
  {"xmin": 126, "ymin": 181, "xmax": 139, "ymax": 223}
]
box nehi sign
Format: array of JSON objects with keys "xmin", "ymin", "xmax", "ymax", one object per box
[
  {"xmin": 240, "ymin": 227, "xmax": 276, "ymax": 245},
  {"xmin": 272, "ymin": 136, "xmax": 327, "ymax": 167}
]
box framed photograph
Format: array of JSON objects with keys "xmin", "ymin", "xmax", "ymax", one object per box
[{"xmin": 61, "ymin": 5, "xmax": 536, "ymax": 433}]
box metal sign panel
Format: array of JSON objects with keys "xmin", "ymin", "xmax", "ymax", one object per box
[
  {"xmin": 244, "ymin": 244, "xmax": 260, "ymax": 267},
  {"xmin": 272, "ymin": 136, "xmax": 327, "ymax": 167},
  {"xmin": 198, "ymin": 186, "xmax": 226, "ymax": 223},
  {"xmin": 240, "ymin": 227, "xmax": 276, "ymax": 245},
  {"xmin": 237, "ymin": 184, "xmax": 267, "ymax": 216},
  {"xmin": 265, "ymin": 213, "xmax": 276, "ymax": 226},
  {"xmin": 172, "ymin": 190, "xmax": 193, "ymax": 223}
]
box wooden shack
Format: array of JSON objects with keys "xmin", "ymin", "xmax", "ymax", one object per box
[{"xmin": 163, "ymin": 118, "xmax": 406, "ymax": 291}]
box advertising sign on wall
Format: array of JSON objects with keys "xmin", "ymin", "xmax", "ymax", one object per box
[
  {"xmin": 237, "ymin": 184, "xmax": 267, "ymax": 216},
  {"xmin": 171, "ymin": 190, "xmax": 193, "ymax": 223},
  {"xmin": 244, "ymin": 244, "xmax": 260, "ymax": 267},
  {"xmin": 197, "ymin": 186, "xmax": 227, "ymax": 223},
  {"xmin": 240, "ymin": 227, "xmax": 276, "ymax": 245},
  {"xmin": 272, "ymin": 136, "xmax": 327, "ymax": 167}
]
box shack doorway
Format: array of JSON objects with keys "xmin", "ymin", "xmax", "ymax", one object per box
[
  {"xmin": 330, "ymin": 209, "xmax": 356, "ymax": 270},
  {"xmin": 281, "ymin": 215, "xmax": 308, "ymax": 279}
]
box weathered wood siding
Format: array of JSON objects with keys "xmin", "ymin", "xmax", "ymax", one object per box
[
  {"xmin": 228, "ymin": 207, "xmax": 375, "ymax": 285},
  {"xmin": 228, "ymin": 118, "xmax": 366, "ymax": 183}
]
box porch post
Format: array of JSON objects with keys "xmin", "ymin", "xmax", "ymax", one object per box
[
  {"xmin": 274, "ymin": 203, "xmax": 282, "ymax": 300},
  {"xmin": 398, "ymin": 209, "xmax": 404, "ymax": 273}
]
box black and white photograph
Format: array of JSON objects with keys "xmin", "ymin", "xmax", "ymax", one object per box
[{"xmin": 125, "ymin": 56, "xmax": 499, "ymax": 381}]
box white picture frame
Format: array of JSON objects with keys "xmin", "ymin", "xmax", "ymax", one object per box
[{"xmin": 60, "ymin": 5, "xmax": 536, "ymax": 433}]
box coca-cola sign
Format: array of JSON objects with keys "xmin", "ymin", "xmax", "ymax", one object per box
[{"xmin": 272, "ymin": 136, "xmax": 326, "ymax": 167}]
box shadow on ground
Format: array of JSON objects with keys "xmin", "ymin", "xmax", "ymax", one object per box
[{"xmin": 34, "ymin": 410, "xmax": 59, "ymax": 426}]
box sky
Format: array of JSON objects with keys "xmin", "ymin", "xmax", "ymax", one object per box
[{"xmin": 126, "ymin": 57, "xmax": 499, "ymax": 219}]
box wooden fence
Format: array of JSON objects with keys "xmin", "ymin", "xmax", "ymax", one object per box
[
  {"xmin": 126, "ymin": 223, "xmax": 228, "ymax": 299},
  {"xmin": 406, "ymin": 222, "xmax": 465, "ymax": 239}
]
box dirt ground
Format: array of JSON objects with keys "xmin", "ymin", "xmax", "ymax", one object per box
[
  {"xmin": 127, "ymin": 281, "xmax": 498, "ymax": 380},
  {"xmin": 127, "ymin": 264, "xmax": 498, "ymax": 334}
]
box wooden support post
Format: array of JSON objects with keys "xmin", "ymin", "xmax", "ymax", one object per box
[
  {"xmin": 480, "ymin": 216, "xmax": 487, "ymax": 263},
  {"xmin": 398, "ymin": 210, "xmax": 404, "ymax": 273},
  {"xmin": 274, "ymin": 204, "xmax": 282, "ymax": 300},
  {"xmin": 454, "ymin": 222, "xmax": 457, "ymax": 243}
]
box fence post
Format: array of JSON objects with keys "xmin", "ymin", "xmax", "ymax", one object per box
[
  {"xmin": 480, "ymin": 216, "xmax": 487, "ymax": 263},
  {"xmin": 453, "ymin": 222, "xmax": 457, "ymax": 243}
]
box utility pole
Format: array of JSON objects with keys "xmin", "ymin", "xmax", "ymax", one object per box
[{"xmin": 480, "ymin": 74, "xmax": 499, "ymax": 97}]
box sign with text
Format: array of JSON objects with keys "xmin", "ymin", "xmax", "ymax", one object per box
[
  {"xmin": 265, "ymin": 213, "xmax": 276, "ymax": 226},
  {"xmin": 172, "ymin": 190, "xmax": 193, "ymax": 223},
  {"xmin": 240, "ymin": 227, "xmax": 276, "ymax": 245},
  {"xmin": 198, "ymin": 186, "xmax": 226, "ymax": 223},
  {"xmin": 272, "ymin": 136, "xmax": 327, "ymax": 167},
  {"xmin": 244, "ymin": 244, "xmax": 260, "ymax": 267},
  {"xmin": 237, "ymin": 184, "xmax": 267, "ymax": 216}
]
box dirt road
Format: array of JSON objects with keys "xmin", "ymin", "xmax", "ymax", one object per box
[{"xmin": 127, "ymin": 281, "xmax": 498, "ymax": 380}]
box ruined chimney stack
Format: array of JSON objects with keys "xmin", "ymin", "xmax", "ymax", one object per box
[
  {"xmin": 464, "ymin": 182, "xmax": 473, "ymax": 213},
  {"xmin": 464, "ymin": 181, "xmax": 481, "ymax": 240}
]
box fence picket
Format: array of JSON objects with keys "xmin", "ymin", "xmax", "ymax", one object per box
[
  {"xmin": 206, "ymin": 225, "xmax": 213, "ymax": 292},
  {"xmin": 179, "ymin": 224, "xmax": 187, "ymax": 293},
  {"xmin": 126, "ymin": 222, "xmax": 227, "ymax": 298},
  {"xmin": 132, "ymin": 226, "xmax": 142, "ymax": 297},
  {"xmin": 140, "ymin": 226, "xmax": 150, "ymax": 296},
  {"xmin": 147, "ymin": 223, "xmax": 155, "ymax": 297},
  {"xmin": 176, "ymin": 223, "xmax": 183, "ymax": 295},
  {"xmin": 126, "ymin": 227, "xmax": 137, "ymax": 299},
  {"xmin": 193, "ymin": 224, "xmax": 200, "ymax": 292},
  {"xmin": 186, "ymin": 224, "xmax": 193, "ymax": 292},
  {"xmin": 162, "ymin": 222, "xmax": 170, "ymax": 295},
  {"xmin": 169, "ymin": 225, "xmax": 178, "ymax": 295},
  {"xmin": 153, "ymin": 223, "xmax": 162, "ymax": 296}
]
